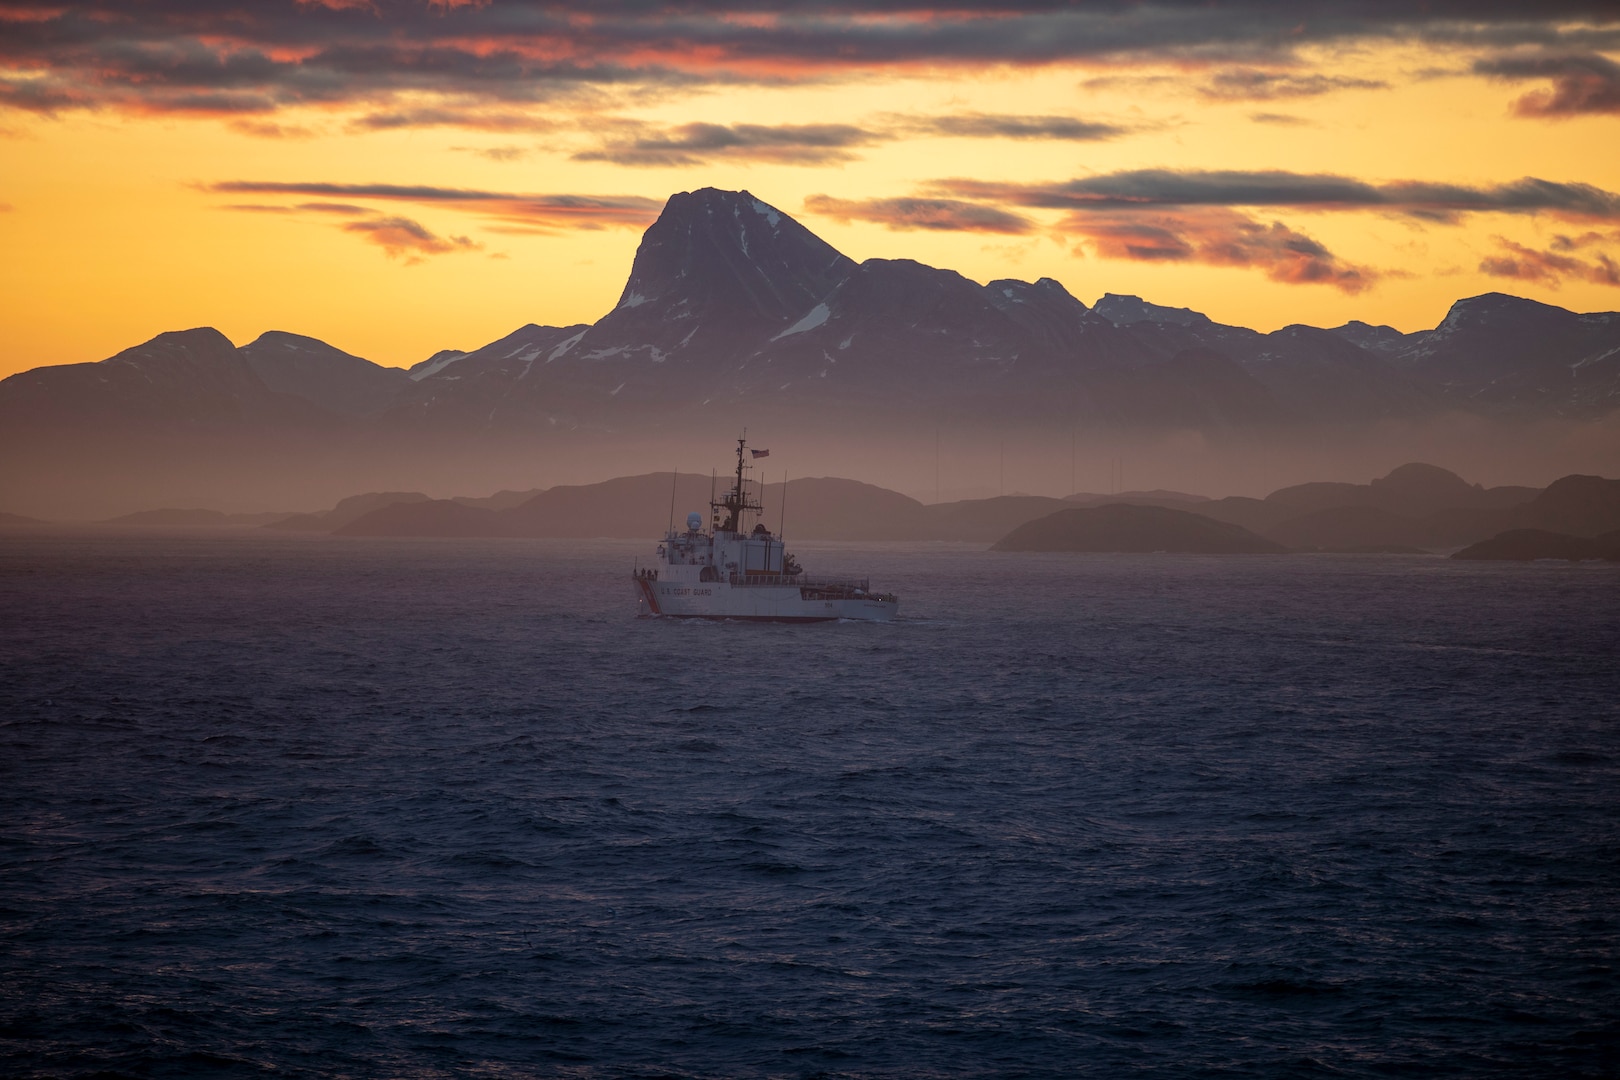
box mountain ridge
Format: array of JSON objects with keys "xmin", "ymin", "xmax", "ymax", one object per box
[
  {"xmin": 9, "ymin": 189, "xmax": 1620, "ymax": 431},
  {"xmin": 4, "ymin": 186, "xmax": 1620, "ymax": 518}
]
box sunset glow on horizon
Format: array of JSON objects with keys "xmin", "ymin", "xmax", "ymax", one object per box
[{"xmin": 3, "ymin": 2, "xmax": 1619, "ymax": 378}]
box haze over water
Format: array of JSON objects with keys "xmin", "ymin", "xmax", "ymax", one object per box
[{"xmin": 2, "ymin": 531, "xmax": 1617, "ymax": 1077}]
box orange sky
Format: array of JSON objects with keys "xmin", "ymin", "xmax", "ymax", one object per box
[{"xmin": 2, "ymin": 3, "xmax": 1619, "ymax": 378}]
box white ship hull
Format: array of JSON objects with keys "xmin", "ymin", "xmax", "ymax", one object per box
[{"xmin": 633, "ymin": 574, "xmax": 896, "ymax": 622}]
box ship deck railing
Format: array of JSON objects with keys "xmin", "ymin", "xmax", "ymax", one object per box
[{"xmin": 727, "ymin": 573, "xmax": 872, "ymax": 591}]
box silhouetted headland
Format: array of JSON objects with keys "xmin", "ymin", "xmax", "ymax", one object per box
[
  {"xmin": 100, "ymin": 508, "xmax": 291, "ymax": 527},
  {"xmin": 1452, "ymin": 529, "xmax": 1620, "ymax": 562},
  {"xmin": 991, "ymin": 504, "xmax": 1287, "ymax": 554},
  {"xmin": 282, "ymin": 464, "xmax": 1618, "ymax": 555}
]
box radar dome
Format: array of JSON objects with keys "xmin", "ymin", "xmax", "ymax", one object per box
[{"xmin": 686, "ymin": 512, "xmax": 703, "ymax": 531}]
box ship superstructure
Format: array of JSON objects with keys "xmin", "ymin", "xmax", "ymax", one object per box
[{"xmin": 632, "ymin": 437, "xmax": 897, "ymax": 622}]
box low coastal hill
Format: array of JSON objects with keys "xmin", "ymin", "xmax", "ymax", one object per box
[
  {"xmin": 990, "ymin": 504, "xmax": 1287, "ymax": 554},
  {"xmin": 1191, "ymin": 463, "xmax": 1541, "ymax": 545},
  {"xmin": 45, "ymin": 463, "xmax": 1616, "ymax": 553},
  {"xmin": 100, "ymin": 507, "xmax": 293, "ymax": 527},
  {"xmin": 1507, "ymin": 475, "xmax": 1620, "ymax": 536},
  {"xmin": 266, "ymin": 491, "xmax": 434, "ymax": 532},
  {"xmin": 333, "ymin": 475, "xmax": 929, "ymax": 540},
  {"xmin": 1452, "ymin": 529, "xmax": 1620, "ymax": 562}
]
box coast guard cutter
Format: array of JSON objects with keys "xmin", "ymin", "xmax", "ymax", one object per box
[{"xmin": 632, "ymin": 437, "xmax": 898, "ymax": 622}]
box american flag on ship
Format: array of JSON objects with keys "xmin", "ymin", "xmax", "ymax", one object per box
[{"xmin": 751, "ymin": 448, "xmax": 770, "ymax": 458}]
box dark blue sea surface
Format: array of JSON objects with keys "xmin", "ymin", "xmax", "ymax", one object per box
[{"xmin": 2, "ymin": 530, "xmax": 1618, "ymax": 1078}]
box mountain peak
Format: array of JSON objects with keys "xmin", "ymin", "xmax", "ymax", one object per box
[
  {"xmin": 238, "ymin": 331, "xmax": 410, "ymax": 417},
  {"xmin": 609, "ymin": 188, "xmax": 852, "ymax": 327},
  {"xmin": 109, "ymin": 327, "xmax": 238, "ymax": 368},
  {"xmin": 1328, "ymin": 319, "xmax": 1409, "ymax": 354},
  {"xmin": 1093, "ymin": 294, "xmax": 1211, "ymax": 327},
  {"xmin": 1435, "ymin": 292, "xmax": 1572, "ymax": 333},
  {"xmin": 1371, "ymin": 462, "xmax": 1474, "ymax": 497}
]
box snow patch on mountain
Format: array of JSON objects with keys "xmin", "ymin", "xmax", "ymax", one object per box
[
  {"xmin": 513, "ymin": 347, "xmax": 544, "ymax": 379},
  {"xmin": 1572, "ymin": 345, "xmax": 1620, "ymax": 371},
  {"xmin": 773, "ymin": 303, "xmax": 831, "ymax": 340},
  {"xmin": 547, "ymin": 330, "xmax": 586, "ymax": 363},
  {"xmin": 410, "ymin": 350, "xmax": 467, "ymax": 381}
]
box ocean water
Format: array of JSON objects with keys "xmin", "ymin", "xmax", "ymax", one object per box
[{"xmin": 1, "ymin": 530, "xmax": 1617, "ymax": 1079}]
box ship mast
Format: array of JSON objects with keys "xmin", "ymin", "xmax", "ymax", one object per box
[{"xmin": 713, "ymin": 433, "xmax": 762, "ymax": 534}]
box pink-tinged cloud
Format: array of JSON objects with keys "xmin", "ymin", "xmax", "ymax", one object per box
[
  {"xmin": 209, "ymin": 181, "xmax": 662, "ymax": 231},
  {"xmin": 1479, "ymin": 236, "xmax": 1620, "ymax": 287},
  {"xmin": 342, "ymin": 215, "xmax": 482, "ymax": 262},
  {"xmin": 1063, "ymin": 207, "xmax": 1377, "ymax": 293},
  {"xmin": 1476, "ymin": 53, "xmax": 1620, "ymax": 117},
  {"xmin": 803, "ymin": 193, "xmax": 1034, "ymax": 234}
]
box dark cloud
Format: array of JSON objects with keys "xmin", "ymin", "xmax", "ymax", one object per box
[
  {"xmin": 931, "ymin": 170, "xmax": 1620, "ymax": 221},
  {"xmin": 1475, "ymin": 53, "xmax": 1620, "ymax": 117},
  {"xmin": 1062, "ymin": 206, "xmax": 1376, "ymax": 292},
  {"xmin": 298, "ymin": 202, "xmax": 374, "ymax": 215},
  {"xmin": 904, "ymin": 113, "xmax": 1125, "ymax": 140},
  {"xmin": 219, "ymin": 199, "xmax": 384, "ymax": 216},
  {"xmin": 803, "ymin": 194, "xmax": 1034, "ymax": 234},
  {"xmin": 349, "ymin": 108, "xmax": 563, "ymax": 132},
  {"xmin": 569, "ymin": 112, "xmax": 1123, "ymax": 167},
  {"xmin": 1199, "ymin": 68, "xmax": 1387, "ymax": 101},
  {"xmin": 1249, "ymin": 112, "xmax": 1310, "ymax": 124},
  {"xmin": 1479, "ymin": 235, "xmax": 1620, "ymax": 286},
  {"xmin": 918, "ymin": 164, "xmax": 1620, "ymax": 288},
  {"xmin": 574, "ymin": 121, "xmax": 877, "ymax": 167},
  {"xmin": 3, "ymin": 3, "xmax": 1618, "ymax": 121},
  {"xmin": 343, "ymin": 215, "xmax": 482, "ymax": 262},
  {"xmin": 208, "ymin": 181, "xmax": 661, "ymax": 230}
]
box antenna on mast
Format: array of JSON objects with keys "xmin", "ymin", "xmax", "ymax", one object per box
[{"xmin": 668, "ymin": 467, "xmax": 678, "ymax": 534}]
